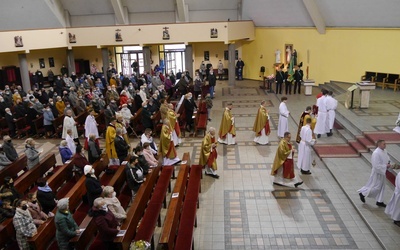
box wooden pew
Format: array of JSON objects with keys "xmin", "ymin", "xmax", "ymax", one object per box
[
  {"xmin": 75, "ymin": 111, "xmax": 89, "ymax": 136},
  {"xmin": 53, "ymin": 114, "xmax": 65, "ymax": 137},
  {"xmin": 14, "ymin": 153, "xmax": 57, "ymax": 195},
  {"xmin": 15, "ymin": 117, "xmax": 31, "ymax": 138},
  {"xmin": 114, "ymin": 165, "xmax": 161, "ymax": 250},
  {"xmin": 158, "ymin": 153, "xmax": 191, "ymax": 250},
  {"xmin": 133, "ymin": 161, "xmax": 186, "ymax": 248},
  {"xmin": 47, "ymin": 158, "xmax": 76, "ymax": 197},
  {"xmin": 193, "ymin": 113, "xmax": 208, "ymax": 137},
  {"xmin": 174, "ymin": 164, "xmax": 203, "ymax": 250},
  {"xmin": 27, "ymin": 154, "xmax": 109, "ymax": 250},
  {"xmin": 72, "ymin": 158, "xmax": 127, "ymax": 250},
  {"xmin": 0, "ymin": 154, "xmax": 27, "ymax": 184},
  {"xmin": 33, "ymin": 116, "xmax": 46, "ymax": 137}
]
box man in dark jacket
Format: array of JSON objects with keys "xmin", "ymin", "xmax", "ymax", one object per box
[
  {"xmin": 275, "ymin": 66, "xmax": 285, "ymax": 95},
  {"xmin": 125, "ymin": 155, "xmax": 148, "ymax": 199},
  {"xmin": 208, "ymin": 68, "xmax": 216, "ymax": 99},
  {"xmin": 293, "ymin": 64, "xmax": 303, "ymax": 94},
  {"xmin": 2, "ymin": 135, "xmax": 18, "ymax": 162},
  {"xmin": 141, "ymin": 101, "xmax": 154, "ymax": 130},
  {"xmin": 183, "ymin": 93, "xmax": 197, "ymax": 131},
  {"xmin": 114, "ymin": 128, "xmax": 130, "ymax": 164}
]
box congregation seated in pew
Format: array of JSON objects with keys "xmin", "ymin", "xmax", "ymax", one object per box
[{"xmin": 102, "ymin": 185, "xmax": 127, "ymax": 224}]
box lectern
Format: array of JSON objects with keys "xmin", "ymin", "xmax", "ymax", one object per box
[
  {"xmin": 303, "ymin": 79, "xmax": 315, "ymax": 96},
  {"xmin": 356, "ymin": 81, "xmax": 376, "ymax": 108}
]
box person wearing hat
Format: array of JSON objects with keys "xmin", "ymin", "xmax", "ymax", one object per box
[
  {"xmin": 0, "ymin": 144, "xmax": 12, "ymax": 170},
  {"xmin": 84, "ymin": 165, "xmax": 103, "ymax": 208},
  {"xmin": 54, "ymin": 198, "xmax": 80, "ymax": 250},
  {"xmin": 3, "ymin": 135, "xmax": 18, "ymax": 162}
]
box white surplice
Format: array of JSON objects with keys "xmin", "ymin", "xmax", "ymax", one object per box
[
  {"xmin": 325, "ymin": 95, "xmax": 338, "ymax": 130},
  {"xmin": 254, "ymin": 128, "xmax": 269, "ymax": 145},
  {"xmin": 62, "ymin": 115, "xmax": 78, "ymax": 139},
  {"xmin": 297, "ymin": 124, "xmax": 315, "ymax": 171},
  {"xmin": 277, "ymin": 102, "xmax": 289, "ymax": 138},
  {"xmin": 314, "ymin": 95, "xmax": 329, "ymax": 135},
  {"xmin": 385, "ymin": 174, "xmax": 400, "ymax": 221},
  {"xmin": 358, "ymin": 147, "xmax": 389, "ymax": 203},
  {"xmin": 66, "ymin": 134, "xmax": 76, "ymax": 154},
  {"xmin": 84, "ymin": 114, "xmax": 99, "ymax": 138}
]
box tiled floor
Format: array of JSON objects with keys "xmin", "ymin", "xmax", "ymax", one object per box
[{"xmin": 18, "ymin": 79, "xmax": 400, "ymax": 249}]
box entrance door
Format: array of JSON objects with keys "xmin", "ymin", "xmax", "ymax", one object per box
[
  {"xmin": 164, "ymin": 51, "xmax": 185, "ymax": 75},
  {"xmin": 120, "ymin": 52, "xmax": 144, "ymax": 76}
]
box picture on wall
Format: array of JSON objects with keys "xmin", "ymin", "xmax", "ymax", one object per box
[
  {"xmin": 69, "ymin": 33, "xmax": 76, "ymax": 43},
  {"xmin": 39, "ymin": 58, "xmax": 45, "ymax": 69},
  {"xmin": 285, "ymin": 44, "xmax": 293, "ymax": 64},
  {"xmin": 14, "ymin": 36, "xmax": 23, "ymax": 47},
  {"xmin": 162, "ymin": 27, "xmax": 170, "ymax": 40},
  {"xmin": 115, "ymin": 29, "xmax": 122, "ymax": 42},
  {"xmin": 204, "ymin": 51, "xmax": 210, "ymax": 61},
  {"xmin": 210, "ymin": 28, "xmax": 218, "ymax": 38},
  {"xmin": 224, "ymin": 50, "xmax": 229, "ymax": 60},
  {"xmin": 49, "ymin": 57, "xmax": 55, "ymax": 67}
]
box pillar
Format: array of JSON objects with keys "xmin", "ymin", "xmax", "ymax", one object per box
[
  {"xmin": 185, "ymin": 45, "xmax": 193, "ymax": 77},
  {"xmin": 228, "ymin": 44, "xmax": 236, "ymax": 85},
  {"xmin": 143, "ymin": 46, "xmax": 151, "ymax": 74},
  {"xmin": 18, "ymin": 53, "xmax": 31, "ymax": 91},
  {"xmin": 101, "ymin": 48, "xmax": 109, "ymax": 74},
  {"xmin": 66, "ymin": 49, "xmax": 75, "ymax": 74}
]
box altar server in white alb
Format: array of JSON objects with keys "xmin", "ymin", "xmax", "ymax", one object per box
[
  {"xmin": 297, "ymin": 118, "xmax": 316, "ymax": 175},
  {"xmin": 358, "ymin": 139, "xmax": 390, "ymax": 208},
  {"xmin": 62, "ymin": 109, "xmax": 78, "ymax": 139},
  {"xmin": 385, "ymin": 172, "xmax": 400, "ymax": 227},
  {"xmin": 277, "ymin": 97, "xmax": 289, "ymax": 138},
  {"xmin": 314, "ymin": 89, "xmax": 329, "ymax": 138},
  {"xmin": 325, "ymin": 91, "xmax": 338, "ymax": 136},
  {"xmin": 85, "ymin": 110, "xmax": 99, "ymax": 139}
]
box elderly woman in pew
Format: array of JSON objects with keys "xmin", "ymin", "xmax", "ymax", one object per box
[
  {"xmin": 36, "ymin": 177, "xmax": 56, "ymax": 216},
  {"xmin": 27, "ymin": 192, "xmax": 48, "ymax": 227},
  {"xmin": 25, "ymin": 138, "xmax": 41, "ymax": 170},
  {"xmin": 84, "ymin": 165, "xmax": 104, "ymax": 208},
  {"xmin": 0, "ymin": 144, "xmax": 12, "ymax": 170},
  {"xmin": 59, "ymin": 140, "xmax": 73, "ymax": 164},
  {"xmin": 54, "ymin": 198, "xmax": 80, "ymax": 250},
  {"xmin": 89, "ymin": 197, "xmax": 120, "ymax": 249},
  {"xmin": 13, "ymin": 199, "xmax": 37, "ymax": 250},
  {"xmin": 102, "ymin": 186, "xmax": 127, "ymax": 224}
]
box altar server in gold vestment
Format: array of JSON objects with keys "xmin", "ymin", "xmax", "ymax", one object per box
[
  {"xmin": 106, "ymin": 118, "xmax": 118, "ymax": 164},
  {"xmin": 296, "ymin": 106, "xmax": 316, "ymax": 143},
  {"xmin": 159, "ymin": 119, "xmax": 180, "ymax": 165},
  {"xmin": 200, "ymin": 127, "xmax": 219, "ymax": 179},
  {"xmin": 253, "ymin": 100, "xmax": 271, "ymax": 145},
  {"xmin": 271, "ymin": 132, "xmax": 303, "ymax": 188},
  {"xmin": 218, "ymin": 103, "xmax": 236, "ymax": 145}
]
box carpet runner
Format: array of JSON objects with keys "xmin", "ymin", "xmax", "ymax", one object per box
[{"xmin": 313, "ymin": 144, "xmax": 359, "ymax": 158}]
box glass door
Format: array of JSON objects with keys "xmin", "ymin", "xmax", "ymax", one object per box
[{"xmin": 119, "ymin": 51, "xmax": 144, "ymax": 76}]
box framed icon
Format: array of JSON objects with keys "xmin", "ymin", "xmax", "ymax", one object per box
[
  {"xmin": 39, "ymin": 58, "xmax": 45, "ymax": 69},
  {"xmin": 204, "ymin": 51, "xmax": 210, "ymax": 61},
  {"xmin": 210, "ymin": 28, "xmax": 218, "ymax": 38}
]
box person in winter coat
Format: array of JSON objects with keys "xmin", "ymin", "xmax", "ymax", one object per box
[
  {"xmin": 59, "ymin": 140, "xmax": 73, "ymax": 164},
  {"xmin": 13, "ymin": 199, "xmax": 37, "ymax": 250},
  {"xmin": 54, "ymin": 198, "xmax": 80, "ymax": 250},
  {"xmin": 24, "ymin": 138, "xmax": 41, "ymax": 170},
  {"xmin": 102, "ymin": 186, "xmax": 127, "ymax": 224},
  {"xmin": 36, "ymin": 178, "xmax": 56, "ymax": 216},
  {"xmin": 84, "ymin": 165, "xmax": 103, "ymax": 208}
]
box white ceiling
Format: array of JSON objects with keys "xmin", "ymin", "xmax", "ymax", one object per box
[{"xmin": 0, "ymin": 0, "xmax": 399, "ymax": 31}]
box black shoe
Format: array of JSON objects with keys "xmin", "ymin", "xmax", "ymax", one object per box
[
  {"xmin": 359, "ymin": 193, "xmax": 365, "ymax": 203},
  {"xmin": 212, "ymin": 174, "xmax": 220, "ymax": 179},
  {"xmin": 317, "ymin": 134, "xmax": 321, "ymax": 138},
  {"xmin": 376, "ymin": 202, "xmax": 386, "ymax": 208},
  {"xmin": 208, "ymin": 118, "xmax": 211, "ymax": 121},
  {"xmin": 173, "ymin": 160, "xmax": 182, "ymax": 166},
  {"xmin": 294, "ymin": 181, "xmax": 303, "ymax": 188},
  {"xmin": 301, "ymin": 169, "xmax": 311, "ymax": 175},
  {"xmin": 327, "ymin": 133, "xmax": 333, "ymax": 137},
  {"xmin": 394, "ymin": 221, "xmax": 400, "ymax": 227}
]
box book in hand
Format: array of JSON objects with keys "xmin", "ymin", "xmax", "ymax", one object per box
[
  {"xmin": 172, "ymin": 193, "xmax": 179, "ymax": 198},
  {"xmin": 117, "ymin": 230, "xmax": 126, "ymax": 237},
  {"xmin": 77, "ymin": 228, "xmax": 85, "ymax": 235}
]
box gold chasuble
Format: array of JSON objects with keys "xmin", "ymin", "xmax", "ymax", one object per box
[
  {"xmin": 167, "ymin": 110, "xmax": 181, "ymax": 137},
  {"xmin": 199, "ymin": 133, "xmax": 218, "ymax": 170},
  {"xmin": 105, "ymin": 124, "xmax": 117, "ymax": 159},
  {"xmin": 159, "ymin": 124, "xmax": 177, "ymax": 159},
  {"xmin": 271, "ymin": 139, "xmax": 293, "ymax": 177},
  {"xmin": 219, "ymin": 108, "xmax": 236, "ymax": 139},
  {"xmin": 253, "ymin": 106, "xmax": 271, "ymax": 136}
]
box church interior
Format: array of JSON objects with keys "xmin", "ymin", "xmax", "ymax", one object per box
[{"xmin": 0, "ymin": 0, "xmax": 400, "ymax": 249}]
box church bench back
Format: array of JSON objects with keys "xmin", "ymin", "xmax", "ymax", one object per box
[{"xmin": 0, "ymin": 154, "xmax": 27, "ymax": 185}]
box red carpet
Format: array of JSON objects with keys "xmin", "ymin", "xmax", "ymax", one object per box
[
  {"xmin": 313, "ymin": 144, "xmax": 359, "ymax": 158},
  {"xmin": 364, "ymin": 131, "xmax": 400, "ymax": 144}
]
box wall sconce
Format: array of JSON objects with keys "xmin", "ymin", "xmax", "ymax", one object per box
[
  {"xmin": 260, "ymin": 54, "xmax": 263, "ymax": 59},
  {"xmin": 138, "ymin": 28, "xmax": 141, "ymax": 31}
]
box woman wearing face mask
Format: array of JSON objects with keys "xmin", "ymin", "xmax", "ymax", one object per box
[
  {"xmin": 43, "ymin": 104, "xmax": 55, "ymax": 138},
  {"xmin": 89, "ymin": 197, "xmax": 120, "ymax": 249},
  {"xmin": 84, "ymin": 165, "xmax": 103, "ymax": 208},
  {"xmin": 102, "ymin": 186, "xmax": 127, "ymax": 224},
  {"xmin": 36, "ymin": 177, "xmax": 56, "ymax": 216},
  {"xmin": 13, "ymin": 199, "xmax": 37, "ymax": 250},
  {"xmin": 25, "ymin": 138, "xmax": 41, "ymax": 170},
  {"xmin": 26, "ymin": 193, "xmax": 48, "ymax": 227},
  {"xmin": 54, "ymin": 198, "xmax": 80, "ymax": 250}
]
